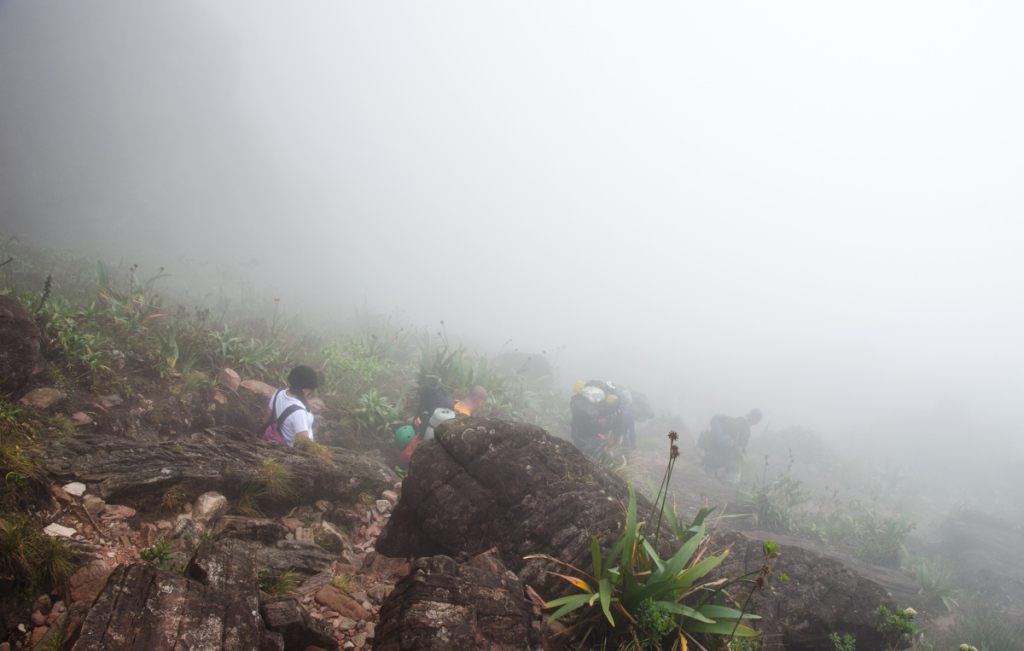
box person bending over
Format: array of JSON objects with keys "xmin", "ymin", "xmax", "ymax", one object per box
[{"xmin": 262, "ymin": 365, "xmax": 318, "ymax": 447}]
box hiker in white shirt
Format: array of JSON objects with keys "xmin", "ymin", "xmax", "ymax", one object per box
[{"xmin": 262, "ymin": 365, "xmax": 318, "ymax": 447}]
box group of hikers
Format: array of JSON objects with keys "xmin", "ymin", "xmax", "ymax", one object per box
[
  {"xmin": 257, "ymin": 364, "xmax": 488, "ymax": 472},
  {"xmin": 262, "ymin": 365, "xmax": 762, "ymax": 485},
  {"xmin": 569, "ymin": 377, "xmax": 763, "ymax": 485},
  {"xmin": 392, "ymin": 380, "xmax": 488, "ymax": 468}
]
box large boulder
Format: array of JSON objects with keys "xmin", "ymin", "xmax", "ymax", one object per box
[
  {"xmin": 0, "ymin": 294, "xmax": 40, "ymax": 394},
  {"xmin": 376, "ymin": 418, "xmax": 676, "ymax": 598},
  {"xmin": 72, "ymin": 542, "xmax": 282, "ymax": 651},
  {"xmin": 260, "ymin": 598, "xmax": 338, "ymax": 651},
  {"xmin": 715, "ymin": 531, "xmax": 911, "ymax": 651},
  {"xmin": 373, "ymin": 549, "xmax": 543, "ymax": 651},
  {"xmin": 36, "ymin": 427, "xmax": 398, "ymax": 508}
]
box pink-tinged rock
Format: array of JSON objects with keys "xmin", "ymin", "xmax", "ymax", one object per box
[
  {"xmin": 240, "ymin": 380, "xmax": 275, "ymax": 398},
  {"xmin": 68, "ymin": 560, "xmax": 112, "ymax": 604},
  {"xmin": 315, "ymin": 586, "xmax": 370, "ymax": 622},
  {"xmin": 100, "ymin": 504, "xmax": 136, "ymax": 520},
  {"xmin": 366, "ymin": 525, "xmax": 381, "ymax": 538},
  {"xmin": 71, "ymin": 411, "xmax": 94, "ymax": 426},
  {"xmin": 139, "ymin": 523, "xmax": 158, "ymax": 548},
  {"xmin": 215, "ymin": 368, "xmax": 241, "ymax": 391},
  {"xmin": 99, "ymin": 394, "xmax": 123, "ymax": 408},
  {"xmin": 308, "ymin": 397, "xmax": 326, "ymax": 413},
  {"xmin": 30, "ymin": 626, "xmax": 48, "ymax": 646},
  {"xmin": 30, "ymin": 611, "xmax": 46, "ymax": 627},
  {"xmin": 212, "ymin": 390, "xmax": 227, "ymax": 405},
  {"xmin": 20, "ymin": 388, "xmax": 66, "ymax": 409},
  {"xmin": 380, "ymin": 490, "xmax": 399, "ymax": 505}
]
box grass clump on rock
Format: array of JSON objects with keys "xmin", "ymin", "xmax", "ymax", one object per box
[
  {"xmin": 330, "ymin": 573, "xmax": 353, "ymax": 594},
  {"xmin": 0, "ymin": 513, "xmax": 76, "ymax": 591},
  {"xmin": 236, "ymin": 457, "xmax": 298, "ymax": 517},
  {"xmin": 295, "ymin": 436, "xmax": 332, "ymax": 463},
  {"xmin": 259, "ymin": 569, "xmax": 301, "ymax": 597}
]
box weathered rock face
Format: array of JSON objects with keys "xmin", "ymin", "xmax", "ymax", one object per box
[
  {"xmin": 376, "ymin": 418, "xmax": 676, "ymax": 598},
  {"xmin": 260, "ymin": 598, "xmax": 338, "ymax": 651},
  {"xmin": 373, "ymin": 550, "xmax": 543, "ymax": 651},
  {"xmin": 20, "ymin": 386, "xmax": 66, "ymax": 409},
  {"xmin": 68, "ymin": 559, "xmax": 114, "ymax": 605},
  {"xmin": 715, "ymin": 531, "xmax": 907, "ymax": 651},
  {"xmin": 37, "ymin": 427, "xmax": 398, "ymax": 508},
  {"xmin": 0, "ymin": 295, "xmax": 40, "ymax": 394},
  {"xmin": 212, "ymin": 516, "xmax": 287, "ymax": 546},
  {"xmin": 72, "ymin": 542, "xmax": 281, "ymax": 651}
]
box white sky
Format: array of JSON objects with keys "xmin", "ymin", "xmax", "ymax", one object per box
[
  {"xmin": 2, "ymin": 1, "xmax": 1022, "ymax": 442},
  {"xmin": 202, "ymin": 1, "xmax": 1024, "ymax": 435}
]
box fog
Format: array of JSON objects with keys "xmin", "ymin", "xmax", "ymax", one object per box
[{"xmin": 2, "ymin": 1, "xmax": 1022, "ymax": 453}]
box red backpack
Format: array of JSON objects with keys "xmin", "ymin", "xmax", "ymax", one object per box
[
  {"xmin": 399, "ymin": 434, "xmax": 421, "ymax": 466},
  {"xmin": 261, "ymin": 390, "xmax": 302, "ymax": 445}
]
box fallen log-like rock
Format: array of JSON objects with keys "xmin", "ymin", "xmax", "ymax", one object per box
[
  {"xmin": 72, "ymin": 542, "xmax": 282, "ymax": 651},
  {"xmin": 376, "ymin": 417, "xmax": 676, "ymax": 598},
  {"xmin": 373, "ymin": 549, "xmax": 543, "ymax": 651},
  {"xmin": 37, "ymin": 427, "xmax": 398, "ymax": 508}
]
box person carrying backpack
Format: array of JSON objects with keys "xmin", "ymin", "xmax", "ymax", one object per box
[
  {"xmin": 397, "ymin": 378, "xmax": 456, "ymax": 468},
  {"xmin": 697, "ymin": 409, "xmax": 762, "ymax": 484},
  {"xmin": 261, "ymin": 365, "xmax": 318, "ymax": 447},
  {"xmin": 569, "ymin": 380, "xmax": 622, "ymax": 456}
]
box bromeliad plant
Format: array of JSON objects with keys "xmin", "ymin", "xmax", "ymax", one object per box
[{"xmin": 528, "ymin": 432, "xmax": 781, "ymax": 650}]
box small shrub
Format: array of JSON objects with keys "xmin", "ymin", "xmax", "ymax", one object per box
[
  {"xmin": 878, "ymin": 606, "xmax": 917, "ymax": 651},
  {"xmin": 180, "ymin": 370, "xmax": 209, "ymax": 393},
  {"xmin": 140, "ymin": 538, "xmax": 176, "ymax": 571},
  {"xmin": 354, "ymin": 390, "xmax": 401, "ymax": 434},
  {"xmin": 829, "ymin": 632, "xmax": 856, "ymax": 651},
  {"xmin": 749, "ymin": 455, "xmax": 810, "ymax": 534},
  {"xmin": 633, "ymin": 598, "xmax": 675, "ymax": 649},
  {"xmin": 0, "ymin": 401, "xmax": 41, "ymax": 509},
  {"xmin": 212, "ymin": 326, "xmax": 279, "ymax": 378},
  {"xmin": 49, "ymin": 414, "xmax": 77, "ymax": 435},
  {"xmin": 160, "ymin": 486, "xmax": 194, "ymax": 513}
]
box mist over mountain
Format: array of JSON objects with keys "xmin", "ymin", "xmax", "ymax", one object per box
[{"xmin": 2, "ymin": 0, "xmax": 1022, "ymax": 448}]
